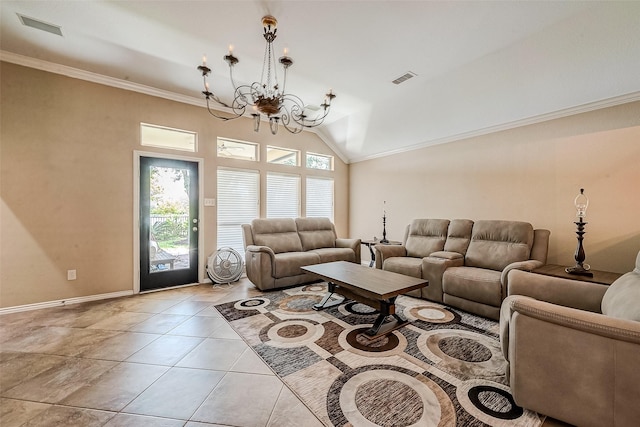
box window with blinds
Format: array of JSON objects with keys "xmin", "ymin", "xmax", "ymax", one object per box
[
  {"xmin": 306, "ymin": 177, "xmax": 334, "ymax": 221},
  {"xmin": 217, "ymin": 168, "xmax": 259, "ymax": 260},
  {"xmin": 267, "ymin": 173, "xmax": 300, "ymax": 218}
]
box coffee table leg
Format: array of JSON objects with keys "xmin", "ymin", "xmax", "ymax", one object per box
[
  {"xmin": 313, "ymin": 282, "xmax": 345, "ymax": 311},
  {"xmin": 364, "ymin": 297, "xmax": 408, "ymax": 337}
]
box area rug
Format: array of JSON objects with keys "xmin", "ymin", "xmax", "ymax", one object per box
[{"xmin": 214, "ymin": 283, "xmax": 544, "ymax": 427}]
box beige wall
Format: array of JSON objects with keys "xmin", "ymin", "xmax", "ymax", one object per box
[
  {"xmin": 0, "ymin": 62, "xmax": 349, "ymax": 308},
  {"xmin": 350, "ymin": 101, "xmax": 640, "ymax": 274}
]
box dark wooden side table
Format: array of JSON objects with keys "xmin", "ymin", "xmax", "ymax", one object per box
[
  {"xmin": 532, "ymin": 264, "xmax": 622, "ymax": 286},
  {"xmin": 361, "ymin": 239, "xmax": 402, "ymax": 267}
]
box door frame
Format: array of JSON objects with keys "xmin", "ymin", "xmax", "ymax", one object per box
[{"xmin": 133, "ymin": 150, "xmax": 204, "ymax": 294}]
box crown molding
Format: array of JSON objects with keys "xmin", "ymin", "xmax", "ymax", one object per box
[
  {"xmin": 1, "ymin": 50, "xmax": 207, "ymax": 107},
  {"xmin": 0, "ymin": 50, "xmax": 351, "ymax": 163},
  {"xmin": 349, "ymin": 91, "xmax": 640, "ymax": 163}
]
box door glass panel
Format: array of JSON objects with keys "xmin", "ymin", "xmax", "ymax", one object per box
[{"xmin": 149, "ymin": 165, "xmax": 191, "ymax": 273}]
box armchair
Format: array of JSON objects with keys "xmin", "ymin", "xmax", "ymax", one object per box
[{"xmin": 500, "ymin": 251, "xmax": 640, "ymax": 427}]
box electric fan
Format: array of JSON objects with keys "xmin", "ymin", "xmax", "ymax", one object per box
[{"xmin": 206, "ymin": 247, "xmax": 244, "ymax": 285}]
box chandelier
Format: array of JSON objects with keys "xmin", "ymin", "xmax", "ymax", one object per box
[{"xmin": 197, "ymin": 15, "xmax": 335, "ymax": 135}]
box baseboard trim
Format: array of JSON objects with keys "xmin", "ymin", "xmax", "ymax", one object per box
[{"xmin": 0, "ymin": 290, "xmax": 134, "ymax": 315}]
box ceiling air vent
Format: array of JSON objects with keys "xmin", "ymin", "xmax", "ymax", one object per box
[
  {"xmin": 18, "ymin": 14, "xmax": 63, "ymax": 37},
  {"xmin": 392, "ymin": 71, "xmax": 417, "ymax": 85}
]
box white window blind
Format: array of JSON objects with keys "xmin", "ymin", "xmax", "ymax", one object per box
[
  {"xmin": 267, "ymin": 173, "xmax": 300, "ymax": 218},
  {"xmin": 217, "ymin": 168, "xmax": 259, "ymax": 259},
  {"xmin": 306, "ymin": 177, "xmax": 334, "ymax": 221}
]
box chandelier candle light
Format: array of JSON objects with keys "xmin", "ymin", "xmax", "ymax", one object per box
[
  {"xmin": 565, "ymin": 188, "xmax": 593, "ymax": 277},
  {"xmin": 197, "ymin": 15, "xmax": 335, "ymax": 135}
]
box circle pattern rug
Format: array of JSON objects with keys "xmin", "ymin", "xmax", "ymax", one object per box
[{"xmin": 215, "ymin": 284, "xmax": 544, "ymax": 427}]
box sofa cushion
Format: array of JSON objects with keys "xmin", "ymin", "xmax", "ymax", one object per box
[
  {"xmin": 443, "ymin": 219, "xmax": 473, "ymax": 255},
  {"xmin": 295, "ymin": 217, "xmax": 336, "ymax": 251},
  {"xmin": 443, "ymin": 266, "xmax": 502, "ymax": 307},
  {"xmin": 252, "ymin": 218, "xmax": 303, "ymax": 254},
  {"xmin": 383, "ymin": 257, "xmax": 423, "ymax": 279},
  {"xmin": 405, "ymin": 219, "xmax": 449, "ymax": 258},
  {"xmin": 465, "ymin": 220, "xmax": 534, "ymax": 271},
  {"xmin": 601, "ymin": 272, "xmax": 640, "ymax": 322},
  {"xmin": 309, "ymin": 248, "xmax": 355, "ymax": 263},
  {"xmin": 273, "ymin": 252, "xmax": 320, "ymax": 278}
]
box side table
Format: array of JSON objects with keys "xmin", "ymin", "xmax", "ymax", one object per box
[
  {"xmin": 361, "ymin": 239, "xmax": 402, "ymax": 267},
  {"xmin": 532, "ymin": 264, "xmax": 621, "ymax": 286}
]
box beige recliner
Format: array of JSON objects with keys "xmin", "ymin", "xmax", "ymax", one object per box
[
  {"xmin": 375, "ymin": 218, "xmax": 550, "ymax": 320},
  {"xmin": 242, "ymin": 217, "xmax": 360, "ymax": 290},
  {"xmin": 500, "ymin": 251, "xmax": 640, "ymax": 427}
]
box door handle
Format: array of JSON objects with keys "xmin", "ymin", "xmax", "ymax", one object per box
[{"xmin": 193, "ymin": 227, "xmax": 198, "ymax": 232}]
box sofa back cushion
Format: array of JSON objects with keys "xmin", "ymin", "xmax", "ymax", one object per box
[
  {"xmin": 405, "ymin": 219, "xmax": 449, "ymax": 258},
  {"xmin": 444, "ymin": 219, "xmax": 474, "ymax": 255},
  {"xmin": 251, "ymin": 218, "xmax": 303, "ymax": 254},
  {"xmin": 601, "ymin": 251, "xmax": 640, "ymax": 321},
  {"xmin": 295, "ymin": 217, "xmax": 336, "ymax": 251},
  {"xmin": 466, "ymin": 220, "xmax": 534, "ymax": 271}
]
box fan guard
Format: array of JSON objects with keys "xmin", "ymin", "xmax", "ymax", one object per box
[{"xmin": 206, "ymin": 247, "xmax": 244, "ymax": 284}]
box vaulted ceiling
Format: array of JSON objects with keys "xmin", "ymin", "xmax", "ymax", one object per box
[{"xmin": 2, "ymin": 1, "xmax": 639, "ymax": 163}]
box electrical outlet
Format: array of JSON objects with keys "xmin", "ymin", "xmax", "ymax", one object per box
[{"xmin": 67, "ymin": 270, "xmax": 77, "ymax": 280}]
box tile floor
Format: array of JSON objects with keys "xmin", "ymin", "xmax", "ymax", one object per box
[
  {"xmin": 0, "ymin": 278, "xmax": 571, "ymax": 427},
  {"xmin": 0, "ymin": 279, "xmax": 323, "ymax": 427}
]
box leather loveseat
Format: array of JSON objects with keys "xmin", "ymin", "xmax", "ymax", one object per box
[
  {"xmin": 242, "ymin": 217, "xmax": 361, "ymax": 290},
  {"xmin": 500, "ymin": 251, "xmax": 640, "ymax": 427},
  {"xmin": 375, "ymin": 219, "xmax": 550, "ymax": 320}
]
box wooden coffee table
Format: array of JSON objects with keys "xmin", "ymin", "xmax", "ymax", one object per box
[{"xmin": 302, "ymin": 261, "xmax": 428, "ymax": 338}]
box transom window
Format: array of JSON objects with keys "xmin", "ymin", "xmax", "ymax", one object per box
[
  {"xmin": 267, "ymin": 146, "xmax": 300, "ymax": 166},
  {"xmin": 141, "ymin": 123, "xmax": 196, "ymax": 152},
  {"xmin": 306, "ymin": 152, "xmax": 333, "ymax": 171},
  {"xmin": 217, "ymin": 138, "xmax": 259, "ymax": 161}
]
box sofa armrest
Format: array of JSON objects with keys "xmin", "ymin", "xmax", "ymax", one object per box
[
  {"xmin": 336, "ymin": 238, "xmax": 362, "ymax": 264},
  {"xmin": 500, "ymin": 260, "xmax": 544, "ymax": 298},
  {"xmin": 373, "ymin": 244, "xmax": 407, "ymax": 269},
  {"xmin": 421, "ymin": 255, "xmax": 465, "ymax": 302},
  {"xmin": 508, "ymin": 295, "xmax": 640, "ymax": 344},
  {"xmin": 506, "ymin": 268, "xmax": 607, "ymax": 313},
  {"xmin": 246, "ymin": 245, "xmax": 276, "ymax": 268}
]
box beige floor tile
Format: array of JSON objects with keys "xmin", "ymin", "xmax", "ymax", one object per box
[
  {"xmin": 267, "ymin": 386, "xmax": 325, "ymax": 427},
  {"xmin": 126, "ymin": 335, "xmax": 203, "ymax": 366},
  {"xmin": 191, "ymin": 372, "xmax": 283, "ymax": 427},
  {"xmin": 126, "ymin": 298, "xmax": 184, "ymax": 314},
  {"xmin": 230, "ymin": 348, "xmax": 275, "ymax": 375},
  {"xmin": 185, "ymin": 422, "xmax": 234, "ymax": 427},
  {"xmin": 60, "ymin": 362, "xmax": 169, "ymax": 411},
  {"xmin": 87, "ymin": 311, "xmax": 154, "ymax": 331},
  {"xmin": 193, "ymin": 306, "xmax": 223, "ymax": 317},
  {"xmin": 161, "ymin": 300, "xmax": 213, "ymax": 315},
  {"xmin": 207, "ymin": 322, "xmax": 242, "ymax": 340},
  {"xmin": 123, "ymin": 367, "xmax": 225, "ymax": 420},
  {"xmin": 3, "ymin": 357, "xmax": 116, "ymax": 403},
  {"xmin": 129, "ymin": 313, "xmax": 191, "ymax": 334},
  {"xmin": 0, "ymin": 353, "xmax": 68, "ymax": 393},
  {"xmin": 0, "ymin": 398, "xmax": 50, "ymax": 427},
  {"xmin": 35, "ymin": 328, "xmax": 120, "ymax": 357},
  {"xmin": 79, "ymin": 331, "xmax": 160, "ymax": 361},
  {"xmin": 177, "ymin": 338, "xmax": 248, "ymax": 370},
  {"xmin": 167, "ymin": 316, "xmax": 230, "ymax": 337},
  {"xmin": 20, "ymin": 405, "xmax": 115, "ymax": 426},
  {"xmin": 103, "ymin": 413, "xmax": 186, "ymax": 427}
]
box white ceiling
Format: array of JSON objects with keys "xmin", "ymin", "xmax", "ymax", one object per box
[{"xmin": 2, "ymin": 1, "xmax": 639, "ymax": 163}]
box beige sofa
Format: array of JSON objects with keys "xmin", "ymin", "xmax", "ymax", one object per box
[
  {"xmin": 500, "ymin": 251, "xmax": 640, "ymax": 427},
  {"xmin": 375, "ymin": 219, "xmax": 550, "ymax": 319},
  {"xmin": 242, "ymin": 217, "xmax": 361, "ymax": 290}
]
